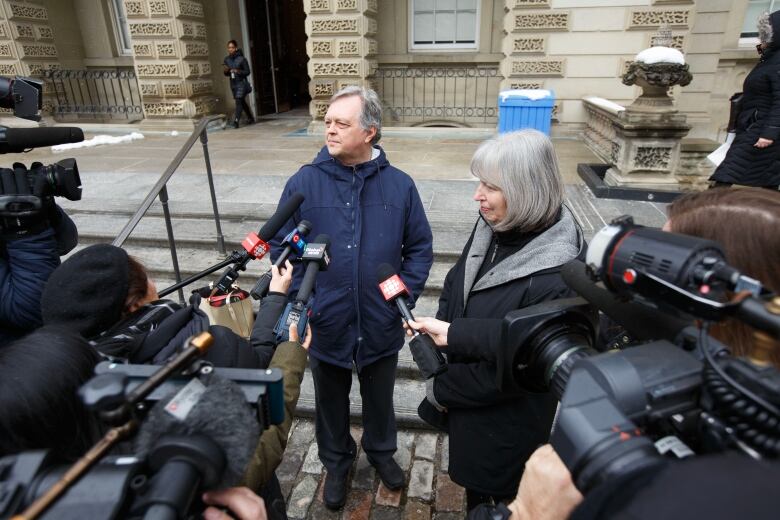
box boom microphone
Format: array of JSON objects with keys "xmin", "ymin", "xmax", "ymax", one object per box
[
  {"xmin": 377, "ymin": 263, "xmax": 446, "ymax": 379},
  {"xmin": 250, "ymin": 219, "xmax": 312, "ymax": 300},
  {"xmin": 0, "ymin": 126, "xmax": 84, "ymax": 153},
  {"xmin": 561, "ymin": 260, "xmax": 692, "ymax": 344}
]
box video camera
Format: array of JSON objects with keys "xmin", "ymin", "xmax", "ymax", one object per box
[
  {"xmin": 0, "ymin": 333, "xmax": 285, "ymax": 519},
  {"xmin": 0, "ymin": 75, "xmax": 83, "ymax": 223},
  {"xmin": 498, "ymin": 216, "xmax": 780, "ymax": 493}
]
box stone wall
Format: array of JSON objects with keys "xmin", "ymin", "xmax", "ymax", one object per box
[
  {"xmin": 304, "ymin": 0, "xmax": 378, "ymax": 128},
  {"xmin": 124, "ymin": 0, "xmax": 216, "ymax": 119}
]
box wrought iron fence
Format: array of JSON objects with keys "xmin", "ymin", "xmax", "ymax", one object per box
[
  {"xmin": 43, "ymin": 68, "xmax": 144, "ymax": 122},
  {"xmin": 375, "ymin": 64, "xmax": 501, "ymax": 126}
]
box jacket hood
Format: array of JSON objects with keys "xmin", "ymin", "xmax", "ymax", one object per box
[{"xmin": 463, "ymin": 205, "xmax": 583, "ymax": 302}]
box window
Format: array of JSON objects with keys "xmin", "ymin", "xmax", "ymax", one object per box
[
  {"xmin": 410, "ymin": 0, "xmax": 479, "ymax": 51},
  {"xmin": 740, "ymin": 1, "xmax": 778, "ymax": 38},
  {"xmin": 109, "ymin": 0, "xmax": 133, "ymax": 56}
]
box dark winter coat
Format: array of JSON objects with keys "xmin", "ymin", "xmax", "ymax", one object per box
[
  {"xmin": 270, "ymin": 146, "xmax": 433, "ymax": 370},
  {"xmin": 0, "ymin": 207, "xmax": 77, "ymax": 345},
  {"xmin": 224, "ymin": 49, "xmax": 252, "ymax": 99},
  {"xmin": 711, "ymin": 11, "xmax": 780, "ymax": 187},
  {"xmin": 418, "ymin": 206, "xmax": 584, "ymax": 497}
]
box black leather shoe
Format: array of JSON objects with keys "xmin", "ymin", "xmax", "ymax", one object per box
[
  {"xmin": 230, "ymin": 119, "xmax": 239, "ymax": 129},
  {"xmin": 323, "ymin": 472, "xmax": 348, "ymax": 510},
  {"xmin": 374, "ymin": 459, "xmax": 404, "ymax": 490}
]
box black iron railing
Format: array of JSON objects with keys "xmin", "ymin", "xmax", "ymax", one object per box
[
  {"xmin": 376, "ymin": 64, "xmax": 501, "ymax": 126},
  {"xmin": 113, "ymin": 115, "xmax": 225, "ymax": 303},
  {"xmin": 43, "ymin": 68, "xmax": 143, "ymax": 122}
]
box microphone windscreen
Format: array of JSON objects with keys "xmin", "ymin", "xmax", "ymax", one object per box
[
  {"xmin": 562, "ymin": 260, "xmax": 691, "ymax": 343},
  {"xmin": 377, "ymin": 263, "xmax": 396, "ymax": 283},
  {"xmin": 258, "ymin": 193, "xmax": 305, "ymax": 241},
  {"xmin": 4, "ymin": 126, "xmax": 84, "ymax": 152},
  {"xmin": 134, "ymin": 375, "xmax": 259, "ymax": 488}
]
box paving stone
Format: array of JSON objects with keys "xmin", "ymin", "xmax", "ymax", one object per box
[
  {"xmin": 302, "ymin": 442, "xmax": 324, "ymax": 474},
  {"xmin": 287, "ymin": 475, "xmax": 319, "ymax": 519},
  {"xmin": 289, "ymin": 420, "xmax": 316, "ymax": 447},
  {"xmin": 342, "ymin": 489, "xmax": 372, "ymax": 520},
  {"xmin": 352, "ymin": 451, "xmax": 376, "ymax": 490},
  {"xmin": 403, "ymin": 500, "xmax": 431, "ymax": 520},
  {"xmin": 433, "ymin": 514, "xmax": 462, "ymax": 520},
  {"xmin": 375, "ymin": 482, "xmax": 403, "ymax": 507},
  {"xmin": 351, "ymin": 425, "xmax": 364, "ymax": 445},
  {"xmin": 414, "ymin": 433, "xmax": 438, "ymax": 461},
  {"xmin": 440, "ymin": 436, "xmax": 449, "ymax": 472},
  {"xmin": 372, "ymin": 506, "xmax": 403, "ymax": 520},
  {"xmin": 408, "ymin": 460, "xmax": 435, "ymax": 501},
  {"xmin": 308, "ymin": 498, "xmax": 342, "ymax": 520},
  {"xmin": 276, "ymin": 450, "xmax": 304, "ymax": 499},
  {"xmin": 435, "ymin": 473, "xmax": 465, "ymax": 512},
  {"xmin": 396, "ymin": 431, "xmax": 415, "ymax": 471}
]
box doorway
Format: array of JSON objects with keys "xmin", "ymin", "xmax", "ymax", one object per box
[{"xmin": 245, "ymin": 0, "xmax": 310, "ymax": 115}]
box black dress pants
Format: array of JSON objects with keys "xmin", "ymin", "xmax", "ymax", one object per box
[
  {"xmin": 233, "ymin": 96, "xmax": 253, "ymax": 123},
  {"xmin": 310, "ymin": 353, "xmax": 398, "ymax": 477}
]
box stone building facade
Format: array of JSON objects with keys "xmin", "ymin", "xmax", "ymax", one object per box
[{"xmin": 1, "ymin": 0, "xmax": 766, "ymax": 140}]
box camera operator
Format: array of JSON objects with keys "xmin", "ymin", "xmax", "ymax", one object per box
[{"xmin": 0, "ymin": 163, "xmax": 77, "ymax": 344}]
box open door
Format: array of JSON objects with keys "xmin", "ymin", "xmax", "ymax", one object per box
[{"xmin": 246, "ymin": 0, "xmax": 310, "ymax": 115}]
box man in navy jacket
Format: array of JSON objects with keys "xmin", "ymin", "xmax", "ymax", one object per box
[{"xmin": 271, "ymin": 86, "xmax": 433, "ymax": 509}]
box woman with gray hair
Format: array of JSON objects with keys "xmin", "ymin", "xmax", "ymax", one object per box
[
  {"xmin": 710, "ymin": 10, "xmax": 780, "ymax": 189},
  {"xmin": 414, "ymin": 129, "xmax": 585, "ymax": 512}
]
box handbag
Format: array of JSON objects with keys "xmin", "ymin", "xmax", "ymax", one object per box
[{"xmin": 198, "ymin": 283, "xmax": 255, "ymax": 339}]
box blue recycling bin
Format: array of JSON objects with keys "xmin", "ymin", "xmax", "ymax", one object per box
[{"xmin": 498, "ymin": 89, "xmax": 555, "ymax": 135}]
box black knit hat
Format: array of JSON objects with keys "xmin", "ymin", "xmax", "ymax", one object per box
[{"xmin": 42, "ymin": 244, "xmax": 130, "ymax": 338}]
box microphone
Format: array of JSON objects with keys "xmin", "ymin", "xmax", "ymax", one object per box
[
  {"xmin": 250, "ymin": 219, "xmax": 312, "ymax": 300},
  {"xmin": 132, "ymin": 375, "xmax": 260, "ymax": 517},
  {"xmin": 0, "ymin": 126, "xmax": 84, "ymax": 153},
  {"xmin": 561, "ymin": 260, "xmax": 692, "ymax": 343},
  {"xmin": 273, "ymin": 234, "xmax": 330, "ymax": 343},
  {"xmin": 214, "ymin": 193, "xmax": 305, "ymax": 294},
  {"xmin": 377, "ymin": 263, "xmax": 446, "ymax": 379}
]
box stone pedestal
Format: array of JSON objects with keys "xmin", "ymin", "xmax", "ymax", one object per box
[{"xmin": 583, "ymin": 97, "xmax": 694, "ymax": 189}]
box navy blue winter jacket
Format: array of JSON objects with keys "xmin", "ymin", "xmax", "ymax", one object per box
[{"xmin": 271, "ymin": 146, "xmax": 433, "ymax": 369}]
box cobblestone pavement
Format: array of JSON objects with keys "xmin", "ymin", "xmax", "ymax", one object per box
[{"xmin": 278, "ymin": 419, "xmax": 465, "ymax": 520}]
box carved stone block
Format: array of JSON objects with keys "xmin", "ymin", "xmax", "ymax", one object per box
[
  {"xmin": 313, "ymin": 80, "xmax": 336, "ymax": 97},
  {"xmin": 137, "ymin": 63, "xmax": 179, "ymax": 78},
  {"xmin": 633, "ymin": 146, "xmax": 671, "ymax": 170},
  {"xmin": 0, "ymin": 24, "xmax": 9, "ymax": 38},
  {"xmin": 314, "ymin": 101, "xmax": 329, "ymax": 118},
  {"xmin": 309, "ymin": 0, "xmax": 331, "ymax": 12},
  {"xmin": 140, "ymin": 82, "xmax": 160, "ymax": 96},
  {"xmin": 25, "ymin": 62, "xmax": 58, "ymax": 76},
  {"xmin": 0, "ymin": 43, "xmax": 13, "ymax": 58},
  {"xmin": 189, "ymin": 79, "xmax": 212, "ymax": 96},
  {"xmin": 671, "ymin": 35, "xmax": 684, "ymax": 50},
  {"xmin": 366, "ymin": 17, "xmax": 377, "ymax": 35},
  {"xmin": 162, "ymin": 81, "xmax": 183, "ymax": 97},
  {"xmin": 509, "ymin": 81, "xmax": 544, "ymax": 89},
  {"xmin": 367, "ymin": 0, "xmax": 377, "ymax": 13},
  {"xmin": 337, "ymin": 0, "xmax": 357, "ymax": 11},
  {"xmin": 179, "ymin": 21, "xmax": 194, "ymax": 38},
  {"xmin": 311, "ymin": 18, "xmax": 359, "ymax": 35},
  {"xmin": 144, "ymin": 101, "xmax": 184, "ymax": 117},
  {"xmin": 124, "ymin": 1, "xmax": 146, "ymax": 17},
  {"xmin": 8, "ymin": 2, "xmax": 48, "ymax": 21},
  {"xmin": 193, "ymin": 97, "xmax": 216, "ymax": 116},
  {"xmin": 629, "ymin": 9, "xmax": 689, "ymax": 28},
  {"xmin": 514, "ymin": 0, "xmax": 550, "ymax": 7},
  {"xmin": 512, "ymin": 37, "xmax": 545, "ymax": 53},
  {"xmin": 13, "ymin": 23, "xmax": 35, "ymax": 40},
  {"xmin": 36, "ymin": 25, "xmax": 53, "ymax": 40},
  {"xmin": 510, "ymin": 59, "xmax": 564, "ymax": 76},
  {"xmin": 367, "ymin": 38, "xmax": 377, "ymax": 56},
  {"xmin": 176, "ymin": 0, "xmax": 204, "ymax": 18},
  {"xmin": 156, "ymin": 42, "xmax": 177, "ymax": 58},
  {"xmin": 133, "ymin": 43, "xmax": 154, "ymax": 57},
  {"xmin": 0, "ymin": 63, "xmax": 18, "ymax": 75},
  {"xmin": 338, "ymin": 40, "xmax": 359, "ymax": 56},
  {"xmin": 20, "ymin": 43, "xmax": 57, "ymax": 58},
  {"xmin": 148, "ymin": 0, "xmax": 170, "ymax": 16},
  {"xmin": 513, "ymin": 12, "xmax": 569, "ymax": 31},
  {"xmin": 311, "ymin": 39, "xmax": 334, "ymax": 57},
  {"xmin": 185, "ymin": 62, "xmax": 199, "ymax": 76},
  {"xmin": 313, "ymin": 61, "xmax": 360, "ymax": 76},
  {"xmin": 129, "ymin": 22, "xmax": 174, "ymax": 38},
  {"xmin": 199, "ymin": 60, "xmax": 210, "ymax": 75},
  {"xmin": 195, "ymin": 22, "xmax": 207, "ymax": 39},
  {"xmin": 184, "ymin": 41, "xmax": 208, "ymax": 57}
]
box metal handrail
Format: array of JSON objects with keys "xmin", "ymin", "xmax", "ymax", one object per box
[{"xmin": 113, "ymin": 114, "xmax": 225, "ymax": 302}]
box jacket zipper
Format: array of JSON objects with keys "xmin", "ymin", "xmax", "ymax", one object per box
[{"xmin": 352, "ymin": 166, "xmax": 363, "ymax": 367}]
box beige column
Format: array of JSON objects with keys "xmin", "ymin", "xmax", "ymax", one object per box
[
  {"xmin": 303, "ymin": 0, "xmax": 378, "ymax": 133},
  {"xmin": 123, "ymin": 0, "xmax": 216, "ymax": 121}
]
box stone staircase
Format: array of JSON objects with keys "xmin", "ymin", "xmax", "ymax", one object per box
[{"xmin": 60, "ymin": 177, "xmax": 477, "ymax": 430}]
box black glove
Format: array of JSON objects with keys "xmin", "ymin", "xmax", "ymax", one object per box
[{"xmin": 0, "ymin": 162, "xmax": 52, "ymax": 238}]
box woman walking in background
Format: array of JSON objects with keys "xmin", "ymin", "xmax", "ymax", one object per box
[{"xmin": 223, "ymin": 39, "xmax": 255, "ymax": 129}]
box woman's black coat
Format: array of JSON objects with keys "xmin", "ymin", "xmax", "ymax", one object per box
[
  {"xmin": 223, "ymin": 49, "xmax": 252, "ymax": 99},
  {"xmin": 418, "ymin": 207, "xmax": 584, "ymax": 497},
  {"xmin": 711, "ymin": 11, "xmax": 780, "ymax": 187}
]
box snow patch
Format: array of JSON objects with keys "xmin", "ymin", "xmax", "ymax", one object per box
[
  {"xmin": 51, "ymin": 132, "xmax": 145, "ymax": 152},
  {"xmin": 499, "ymin": 89, "xmax": 553, "ymax": 102},
  {"xmin": 583, "ymin": 96, "xmax": 625, "ymax": 113},
  {"xmin": 634, "ymin": 46, "xmax": 685, "ymax": 65}
]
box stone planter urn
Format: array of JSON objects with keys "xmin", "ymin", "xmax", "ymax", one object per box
[{"xmin": 622, "ymin": 47, "xmax": 693, "ymax": 113}]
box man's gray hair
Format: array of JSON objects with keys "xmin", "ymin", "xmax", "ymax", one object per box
[
  {"xmin": 758, "ymin": 11, "xmax": 773, "ymax": 44},
  {"xmin": 330, "ymin": 86, "xmax": 382, "ymax": 144},
  {"xmin": 470, "ymin": 129, "xmax": 564, "ymax": 233}
]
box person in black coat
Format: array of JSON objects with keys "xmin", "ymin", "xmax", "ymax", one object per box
[
  {"xmin": 413, "ymin": 129, "xmax": 585, "ymax": 512},
  {"xmin": 223, "ymin": 39, "xmax": 255, "ymax": 129},
  {"xmin": 710, "ymin": 10, "xmax": 780, "ymax": 189}
]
